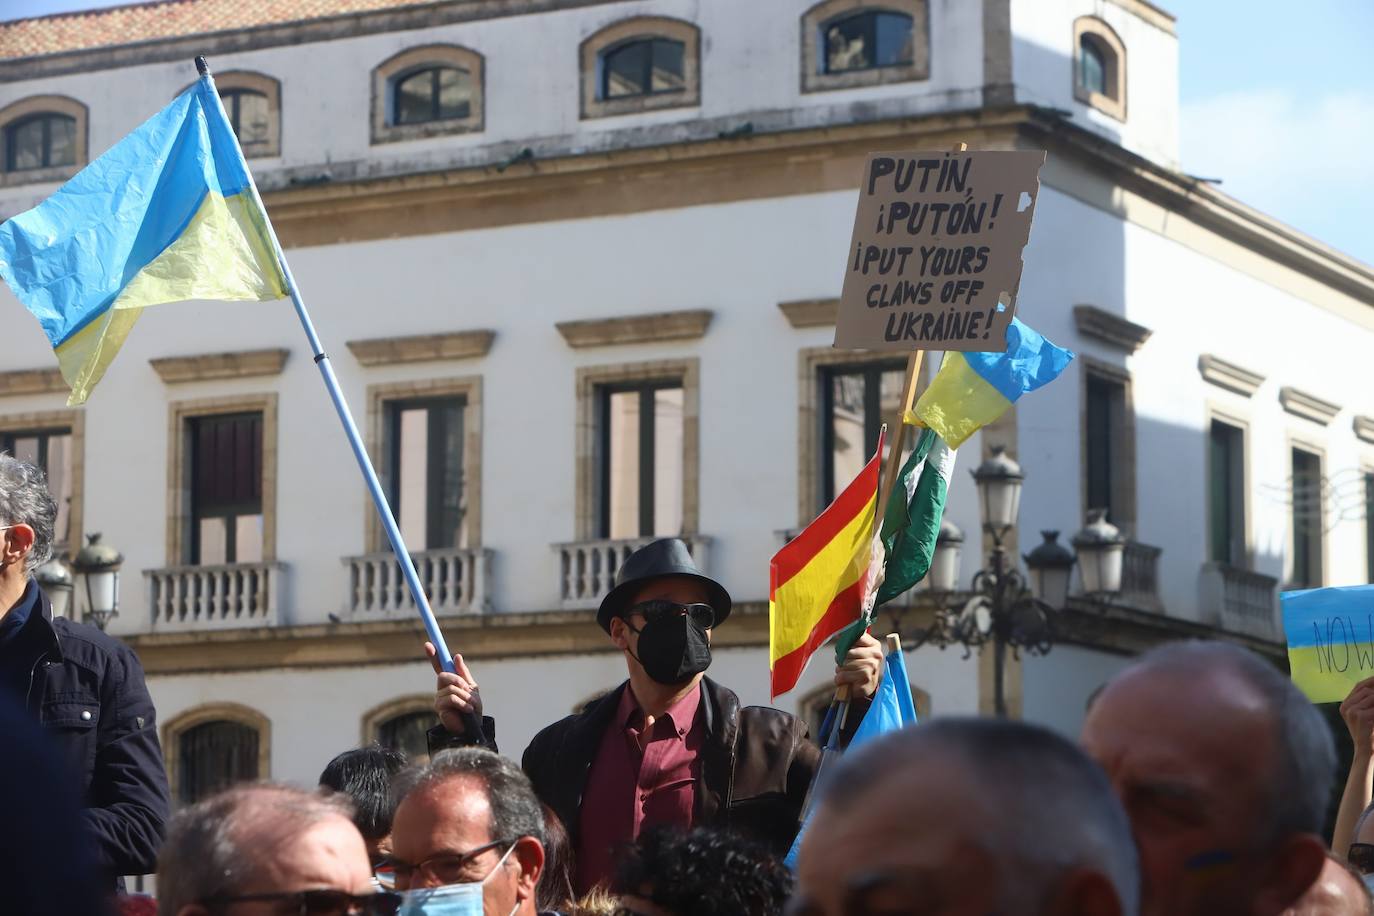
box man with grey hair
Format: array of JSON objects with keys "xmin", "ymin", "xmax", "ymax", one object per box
[
  {"xmin": 792, "ymin": 717, "xmax": 1139, "ymax": 916},
  {"xmin": 0, "ymin": 453, "xmax": 170, "ymax": 885},
  {"xmin": 389, "ymin": 747, "xmax": 551, "ymax": 915},
  {"xmin": 157, "ymin": 782, "xmax": 396, "ymax": 915},
  {"xmin": 1082, "ymin": 639, "xmax": 1336, "ymax": 916}
]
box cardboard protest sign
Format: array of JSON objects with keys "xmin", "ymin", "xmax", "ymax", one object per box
[
  {"xmin": 1281, "ymin": 585, "xmax": 1374, "ymax": 702},
  {"xmin": 834, "ymin": 150, "xmax": 1046, "ymax": 353}
]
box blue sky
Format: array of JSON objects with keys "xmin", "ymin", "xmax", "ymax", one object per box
[{"xmin": 6, "ymin": 0, "xmax": 1372, "ymax": 265}]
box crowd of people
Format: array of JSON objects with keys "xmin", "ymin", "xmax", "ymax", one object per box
[{"xmin": 7, "ymin": 451, "xmax": 1374, "ymax": 915}]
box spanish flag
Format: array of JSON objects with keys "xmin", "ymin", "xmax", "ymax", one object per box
[
  {"xmin": 0, "ymin": 73, "xmax": 286, "ymax": 405},
  {"xmin": 769, "ymin": 433, "xmax": 883, "ymax": 699}
]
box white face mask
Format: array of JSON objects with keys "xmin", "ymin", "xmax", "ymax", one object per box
[{"xmin": 398, "ymin": 842, "xmax": 519, "ymax": 916}]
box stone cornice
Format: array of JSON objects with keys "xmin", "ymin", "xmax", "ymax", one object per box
[
  {"xmin": 1279, "ymin": 386, "xmax": 1342, "ymax": 425},
  {"xmin": 1072, "ymin": 304, "xmax": 1152, "ymax": 352},
  {"xmin": 0, "ymin": 0, "xmax": 636, "ymax": 81},
  {"xmin": 1197, "ymin": 354, "xmax": 1265, "ymax": 397},
  {"xmin": 346, "ymin": 329, "xmax": 495, "ymax": 366},
  {"xmin": 125, "ymin": 602, "xmax": 769, "ymax": 675},
  {"xmin": 778, "ymin": 298, "xmax": 838, "ymax": 329},
  {"xmin": 1355, "ymin": 415, "xmax": 1374, "ymax": 445},
  {"xmin": 149, "ymin": 348, "xmax": 288, "ymax": 384},
  {"xmin": 556, "ymin": 309, "xmax": 713, "ymax": 349},
  {"xmin": 0, "ymin": 367, "xmax": 66, "ymax": 398}
]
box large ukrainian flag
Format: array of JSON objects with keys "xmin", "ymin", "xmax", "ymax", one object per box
[{"xmin": 0, "ymin": 74, "xmax": 286, "ymax": 405}]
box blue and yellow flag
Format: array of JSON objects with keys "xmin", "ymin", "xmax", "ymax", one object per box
[
  {"xmin": 908, "ymin": 317, "xmax": 1074, "ymax": 449},
  {"xmin": 0, "ymin": 74, "xmax": 286, "ymax": 405}
]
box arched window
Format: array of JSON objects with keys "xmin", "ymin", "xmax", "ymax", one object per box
[
  {"xmin": 822, "ymin": 11, "xmax": 914, "ymax": 74},
  {"xmin": 1079, "ymin": 37, "xmax": 1107, "ymax": 96},
  {"xmin": 580, "ymin": 17, "xmax": 700, "ymax": 119},
  {"xmin": 802, "ymin": 1, "xmax": 928, "ymax": 93},
  {"xmin": 210, "ymin": 72, "xmax": 281, "ymax": 159},
  {"xmin": 392, "ymin": 66, "xmax": 473, "ymax": 125},
  {"xmin": 1073, "ymin": 17, "xmax": 1126, "ymax": 121},
  {"xmin": 5, "ymin": 113, "xmax": 75, "ymax": 171},
  {"xmin": 162, "ymin": 703, "xmax": 270, "ymax": 807},
  {"xmin": 0, "ymin": 95, "xmax": 87, "ymax": 182},
  {"xmin": 377, "ymin": 709, "xmax": 438, "ymax": 761},
  {"xmin": 372, "ymin": 45, "xmax": 485, "ymax": 144},
  {"xmin": 363, "ymin": 696, "xmax": 439, "ymax": 764},
  {"xmin": 601, "ymin": 38, "xmax": 686, "ymax": 99}
]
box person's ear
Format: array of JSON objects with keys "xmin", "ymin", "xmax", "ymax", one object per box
[
  {"xmin": 512, "ymin": 836, "xmax": 545, "ymax": 899},
  {"xmin": 1040, "ymin": 867, "xmax": 1123, "ymax": 916},
  {"xmin": 609, "ymin": 617, "xmax": 631, "ymax": 652},
  {"xmin": 1, "ymin": 523, "xmax": 33, "ymax": 567},
  {"xmin": 1252, "ymin": 833, "xmax": 1327, "ymax": 914}
]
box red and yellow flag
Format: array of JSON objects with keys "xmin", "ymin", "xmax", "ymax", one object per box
[{"xmin": 768, "ymin": 434, "xmax": 883, "ymax": 699}]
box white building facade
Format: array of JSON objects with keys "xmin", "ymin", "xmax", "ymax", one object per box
[{"xmin": 1, "ymin": 0, "xmax": 1372, "ymax": 813}]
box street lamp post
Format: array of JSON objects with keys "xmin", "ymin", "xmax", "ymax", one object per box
[
  {"xmin": 34, "ymin": 555, "xmax": 74, "ymax": 618},
  {"xmin": 894, "ymin": 447, "xmax": 1122, "ymax": 716},
  {"xmin": 72, "ymin": 533, "xmax": 124, "ymax": 631}
]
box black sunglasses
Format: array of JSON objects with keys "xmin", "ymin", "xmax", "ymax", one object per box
[
  {"xmin": 624, "ymin": 599, "xmax": 715, "ymax": 630},
  {"xmin": 1351, "ymin": 843, "xmax": 1374, "ymax": 875},
  {"xmin": 203, "ymin": 889, "xmax": 401, "ymax": 916}
]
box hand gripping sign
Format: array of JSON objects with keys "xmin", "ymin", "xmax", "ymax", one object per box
[{"xmin": 834, "ymin": 150, "xmax": 1046, "ymax": 353}]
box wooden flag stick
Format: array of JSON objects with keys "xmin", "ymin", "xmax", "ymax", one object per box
[{"xmin": 874, "ymin": 348, "xmax": 924, "ymax": 531}]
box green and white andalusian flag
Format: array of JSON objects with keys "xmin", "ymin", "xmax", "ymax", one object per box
[
  {"xmin": 875, "ymin": 427, "xmax": 956, "ymax": 605},
  {"xmin": 833, "ymin": 426, "xmax": 956, "ymax": 662}
]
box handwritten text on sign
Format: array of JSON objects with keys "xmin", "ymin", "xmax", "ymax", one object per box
[
  {"xmin": 834, "ymin": 150, "xmax": 1046, "ymax": 353},
  {"xmin": 1281, "ymin": 585, "xmax": 1374, "ymax": 703}
]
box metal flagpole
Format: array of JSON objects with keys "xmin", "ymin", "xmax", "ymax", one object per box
[{"xmin": 194, "ymin": 56, "xmax": 480, "ymax": 733}]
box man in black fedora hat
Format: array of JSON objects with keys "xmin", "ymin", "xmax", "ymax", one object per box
[{"xmin": 424, "ymin": 537, "xmax": 884, "ymax": 894}]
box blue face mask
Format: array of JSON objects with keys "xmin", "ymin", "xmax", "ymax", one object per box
[{"xmin": 398, "ymin": 842, "xmax": 518, "ymax": 916}]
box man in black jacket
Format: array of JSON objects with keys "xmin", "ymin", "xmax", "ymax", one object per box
[
  {"xmin": 427, "ymin": 537, "xmax": 883, "ymax": 892},
  {"xmin": 0, "ymin": 454, "xmax": 170, "ymax": 884}
]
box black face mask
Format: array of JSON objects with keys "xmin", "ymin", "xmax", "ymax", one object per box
[{"xmin": 627, "ymin": 613, "xmax": 712, "ymax": 685}]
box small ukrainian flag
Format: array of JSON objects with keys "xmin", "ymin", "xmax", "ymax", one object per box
[
  {"xmin": 908, "ymin": 317, "xmax": 1075, "ymax": 449},
  {"xmin": 0, "ymin": 72, "xmax": 286, "ymax": 405}
]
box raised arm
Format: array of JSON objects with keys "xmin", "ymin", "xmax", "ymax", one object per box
[{"xmin": 1334, "ymin": 676, "xmax": 1374, "ymax": 857}]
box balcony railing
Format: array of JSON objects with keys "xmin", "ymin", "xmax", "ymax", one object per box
[
  {"xmin": 555, "ymin": 535, "xmax": 712, "ymax": 610},
  {"xmin": 146, "ymin": 562, "xmax": 284, "ymax": 632},
  {"xmin": 1121, "ymin": 541, "xmax": 1163, "ymax": 611},
  {"xmin": 1200, "ymin": 561, "xmax": 1278, "ymax": 637},
  {"xmin": 344, "ymin": 548, "xmax": 493, "ymax": 619}
]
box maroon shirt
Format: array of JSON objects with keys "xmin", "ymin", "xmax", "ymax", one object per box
[{"xmin": 574, "ymin": 682, "xmax": 705, "ymax": 892}]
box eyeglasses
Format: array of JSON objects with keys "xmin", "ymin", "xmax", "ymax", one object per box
[
  {"xmin": 623, "ymin": 599, "xmax": 715, "ymax": 630},
  {"xmin": 201, "ymin": 889, "xmax": 401, "ymax": 915},
  {"xmin": 382, "ymin": 838, "xmax": 514, "ymax": 888},
  {"xmin": 1350, "ymin": 843, "xmax": 1374, "ymax": 875}
]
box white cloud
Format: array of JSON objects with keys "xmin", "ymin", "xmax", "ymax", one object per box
[{"xmin": 1181, "ymin": 88, "xmax": 1374, "ymax": 265}]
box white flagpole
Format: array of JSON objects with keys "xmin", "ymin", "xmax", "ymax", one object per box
[{"xmin": 195, "ymin": 56, "xmax": 480, "ymax": 734}]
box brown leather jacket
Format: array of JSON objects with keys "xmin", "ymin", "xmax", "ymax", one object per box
[{"xmin": 429, "ymin": 676, "xmax": 865, "ymax": 857}]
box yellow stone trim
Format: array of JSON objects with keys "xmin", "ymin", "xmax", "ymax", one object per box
[
  {"xmin": 777, "ymin": 299, "xmax": 838, "ymax": 329},
  {"xmin": 129, "ymin": 603, "xmax": 770, "ymax": 675},
  {"xmin": 0, "ymin": 368, "xmax": 67, "ymax": 397},
  {"xmin": 555, "ymin": 309, "xmax": 712, "ymax": 349},
  {"xmin": 149, "ymin": 348, "xmax": 288, "ymax": 384},
  {"xmin": 347, "ymin": 330, "xmax": 495, "ymax": 366}
]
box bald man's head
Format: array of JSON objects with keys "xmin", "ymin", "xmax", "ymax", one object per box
[{"xmin": 794, "ymin": 718, "xmax": 1138, "ymax": 916}]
